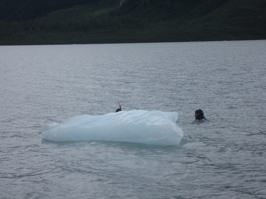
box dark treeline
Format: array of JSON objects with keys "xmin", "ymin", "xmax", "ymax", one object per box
[
  {"xmin": 0, "ymin": 0, "xmax": 96, "ymax": 20},
  {"xmin": 0, "ymin": 0, "xmax": 266, "ymax": 44}
]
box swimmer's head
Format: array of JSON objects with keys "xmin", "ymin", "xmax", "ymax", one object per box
[{"xmin": 195, "ymin": 109, "xmax": 205, "ymax": 121}]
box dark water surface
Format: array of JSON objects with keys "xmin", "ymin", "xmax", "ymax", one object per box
[{"xmin": 0, "ymin": 41, "xmax": 266, "ymax": 199}]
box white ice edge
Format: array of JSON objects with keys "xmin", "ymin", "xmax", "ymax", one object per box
[{"xmin": 42, "ymin": 110, "xmax": 184, "ymax": 146}]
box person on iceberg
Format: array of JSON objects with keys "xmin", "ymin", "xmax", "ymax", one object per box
[{"xmin": 115, "ymin": 103, "xmax": 122, "ymax": 112}]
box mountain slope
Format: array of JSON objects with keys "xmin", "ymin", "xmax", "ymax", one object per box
[{"xmin": 0, "ymin": 0, "xmax": 266, "ymax": 44}]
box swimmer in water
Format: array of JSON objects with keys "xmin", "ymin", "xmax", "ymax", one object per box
[
  {"xmin": 115, "ymin": 103, "xmax": 122, "ymax": 112},
  {"xmin": 194, "ymin": 109, "xmax": 207, "ymax": 122}
]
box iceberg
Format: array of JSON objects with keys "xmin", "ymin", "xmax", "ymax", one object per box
[{"xmin": 42, "ymin": 110, "xmax": 183, "ymax": 146}]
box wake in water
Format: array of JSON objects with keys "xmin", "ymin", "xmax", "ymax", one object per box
[{"xmin": 42, "ymin": 110, "xmax": 183, "ymax": 146}]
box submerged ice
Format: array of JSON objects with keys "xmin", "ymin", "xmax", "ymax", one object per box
[{"xmin": 42, "ymin": 110, "xmax": 183, "ymax": 146}]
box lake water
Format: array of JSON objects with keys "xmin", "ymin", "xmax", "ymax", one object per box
[{"xmin": 0, "ymin": 41, "xmax": 266, "ymax": 199}]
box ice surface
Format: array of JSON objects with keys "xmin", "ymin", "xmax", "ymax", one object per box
[{"xmin": 42, "ymin": 110, "xmax": 183, "ymax": 145}]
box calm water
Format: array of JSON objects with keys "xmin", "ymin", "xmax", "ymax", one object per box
[{"xmin": 0, "ymin": 41, "xmax": 266, "ymax": 199}]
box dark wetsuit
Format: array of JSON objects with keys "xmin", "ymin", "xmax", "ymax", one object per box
[
  {"xmin": 116, "ymin": 105, "xmax": 122, "ymax": 112},
  {"xmin": 194, "ymin": 109, "xmax": 207, "ymax": 122}
]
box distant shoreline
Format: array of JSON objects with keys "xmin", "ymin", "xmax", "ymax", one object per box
[
  {"xmin": 1, "ymin": 38, "xmax": 265, "ymax": 46},
  {"xmin": 1, "ymin": 0, "xmax": 265, "ymax": 46}
]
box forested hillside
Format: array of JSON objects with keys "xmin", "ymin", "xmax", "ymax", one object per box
[{"xmin": 0, "ymin": 0, "xmax": 265, "ymax": 44}]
